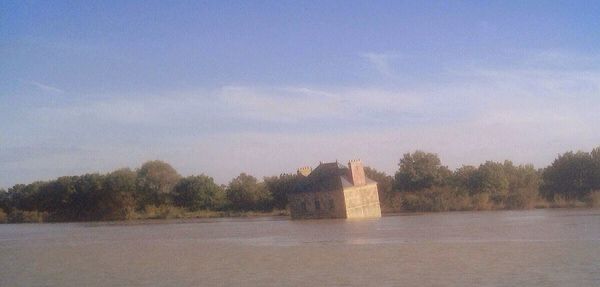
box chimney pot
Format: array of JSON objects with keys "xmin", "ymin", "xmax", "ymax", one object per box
[{"xmin": 347, "ymin": 159, "xmax": 366, "ymax": 186}]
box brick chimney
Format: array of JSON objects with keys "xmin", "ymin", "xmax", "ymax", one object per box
[{"xmin": 347, "ymin": 159, "xmax": 366, "ymax": 186}]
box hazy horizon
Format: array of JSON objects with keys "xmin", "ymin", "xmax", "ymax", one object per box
[{"xmin": 2, "ymin": 1, "xmax": 600, "ymax": 188}]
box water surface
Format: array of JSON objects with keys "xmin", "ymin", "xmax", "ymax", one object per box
[{"xmin": 1, "ymin": 209, "xmax": 599, "ymax": 286}]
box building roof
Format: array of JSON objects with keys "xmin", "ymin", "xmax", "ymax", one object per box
[{"xmin": 293, "ymin": 161, "xmax": 375, "ymax": 193}]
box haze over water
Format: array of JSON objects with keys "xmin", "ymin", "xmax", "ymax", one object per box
[{"xmin": 1, "ymin": 208, "xmax": 598, "ymax": 286}]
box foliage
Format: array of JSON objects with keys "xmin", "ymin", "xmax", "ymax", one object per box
[
  {"xmin": 401, "ymin": 187, "xmax": 471, "ymax": 212},
  {"xmin": 540, "ymin": 149, "xmax": 600, "ymax": 200},
  {"xmin": 470, "ymin": 193, "xmax": 492, "ymax": 210},
  {"xmin": 394, "ymin": 151, "xmax": 542, "ymax": 211},
  {"xmin": 98, "ymin": 168, "xmax": 137, "ymax": 220},
  {"xmin": 264, "ymin": 174, "xmax": 301, "ymax": 210},
  {"xmin": 172, "ymin": 175, "xmax": 224, "ymax": 211},
  {"xmin": 0, "ymin": 189, "xmax": 9, "ymax": 214},
  {"xmin": 394, "ymin": 151, "xmax": 451, "ymax": 192},
  {"xmin": 585, "ymin": 191, "xmax": 600, "ymax": 208},
  {"xmin": 471, "ymin": 161, "xmax": 510, "ymax": 201},
  {"xmin": 136, "ymin": 160, "xmax": 181, "ymax": 209},
  {"xmin": 2, "ymin": 146, "xmax": 599, "ymax": 223},
  {"xmin": 8, "ymin": 182, "xmax": 45, "ymax": 211},
  {"xmin": 450, "ymin": 165, "xmax": 478, "ymax": 194},
  {"xmin": 226, "ymin": 173, "xmax": 273, "ymax": 211},
  {"xmin": 7, "ymin": 210, "xmax": 48, "ymax": 223},
  {"xmin": 138, "ymin": 205, "xmax": 186, "ymax": 219},
  {"xmin": 0, "ymin": 209, "xmax": 6, "ymax": 223}
]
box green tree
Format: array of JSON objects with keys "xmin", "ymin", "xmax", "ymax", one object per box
[
  {"xmin": 172, "ymin": 175, "xmax": 224, "ymax": 211},
  {"xmin": 264, "ymin": 174, "xmax": 300, "ymax": 210},
  {"xmin": 541, "ymin": 150, "xmax": 598, "ymax": 200},
  {"xmin": 67, "ymin": 173, "xmax": 105, "ymax": 220},
  {"xmin": 471, "ymin": 161, "xmax": 509, "ymax": 203},
  {"xmin": 9, "ymin": 182, "xmax": 46, "ymax": 211},
  {"xmin": 99, "ymin": 168, "xmax": 137, "ymax": 220},
  {"xmin": 592, "ymin": 147, "xmax": 600, "ymax": 190},
  {"xmin": 0, "ymin": 188, "xmax": 9, "ymax": 214},
  {"xmin": 36, "ymin": 176, "xmax": 76, "ymax": 217},
  {"xmin": 226, "ymin": 173, "xmax": 273, "ymax": 211},
  {"xmin": 502, "ymin": 162, "xmax": 540, "ymax": 209},
  {"xmin": 450, "ymin": 165, "xmax": 478, "ymax": 195},
  {"xmin": 136, "ymin": 160, "xmax": 181, "ymax": 209},
  {"xmin": 394, "ymin": 151, "xmax": 450, "ymax": 192}
]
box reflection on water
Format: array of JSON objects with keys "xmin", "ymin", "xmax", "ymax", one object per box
[{"xmin": 1, "ymin": 209, "xmax": 599, "ymax": 286}]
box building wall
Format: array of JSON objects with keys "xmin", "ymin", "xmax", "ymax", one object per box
[
  {"xmin": 288, "ymin": 189, "xmax": 346, "ymax": 219},
  {"xmin": 342, "ymin": 183, "xmax": 382, "ymax": 219}
]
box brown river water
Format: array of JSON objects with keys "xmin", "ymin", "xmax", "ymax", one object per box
[{"xmin": 1, "ymin": 208, "xmax": 599, "ymax": 286}]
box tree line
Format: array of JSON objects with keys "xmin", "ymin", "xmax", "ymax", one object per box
[{"xmin": 1, "ymin": 147, "xmax": 599, "ymax": 222}]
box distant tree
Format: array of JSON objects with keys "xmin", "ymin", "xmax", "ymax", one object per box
[
  {"xmin": 226, "ymin": 173, "xmax": 273, "ymax": 211},
  {"xmin": 136, "ymin": 160, "xmax": 181, "ymax": 209},
  {"xmin": 471, "ymin": 161, "xmax": 510, "ymax": 202},
  {"xmin": 67, "ymin": 173, "xmax": 105, "ymax": 220},
  {"xmin": 394, "ymin": 151, "xmax": 451, "ymax": 192},
  {"xmin": 36, "ymin": 176, "xmax": 76, "ymax": 215},
  {"xmin": 450, "ymin": 165, "xmax": 478, "ymax": 195},
  {"xmin": 0, "ymin": 188, "xmax": 9, "ymax": 214},
  {"xmin": 502, "ymin": 162, "xmax": 540, "ymax": 208},
  {"xmin": 592, "ymin": 147, "xmax": 600, "ymax": 189},
  {"xmin": 503, "ymin": 162, "xmax": 539, "ymax": 192},
  {"xmin": 264, "ymin": 174, "xmax": 300, "ymax": 210},
  {"xmin": 99, "ymin": 168, "xmax": 137, "ymax": 220},
  {"xmin": 8, "ymin": 182, "xmax": 46, "ymax": 211},
  {"xmin": 172, "ymin": 175, "xmax": 224, "ymax": 211},
  {"xmin": 51, "ymin": 170, "xmax": 137, "ymax": 221},
  {"xmin": 541, "ymin": 150, "xmax": 599, "ymax": 200}
]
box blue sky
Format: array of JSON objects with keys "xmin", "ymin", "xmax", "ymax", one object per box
[{"xmin": 2, "ymin": 1, "xmax": 600, "ymax": 187}]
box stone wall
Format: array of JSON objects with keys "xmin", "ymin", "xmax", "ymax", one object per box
[
  {"xmin": 288, "ymin": 190, "xmax": 347, "ymax": 219},
  {"xmin": 342, "ymin": 183, "xmax": 382, "ymax": 219}
]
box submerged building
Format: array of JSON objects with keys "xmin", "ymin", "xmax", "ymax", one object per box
[{"xmin": 288, "ymin": 160, "xmax": 381, "ymax": 219}]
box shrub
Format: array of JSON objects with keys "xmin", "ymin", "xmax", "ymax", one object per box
[
  {"xmin": 471, "ymin": 193, "xmax": 492, "ymax": 210},
  {"xmin": 401, "ymin": 187, "xmax": 472, "ymax": 212},
  {"xmin": 141, "ymin": 205, "xmax": 185, "ymax": 219},
  {"xmin": 8, "ymin": 210, "xmax": 48, "ymax": 223},
  {"xmin": 0, "ymin": 209, "xmax": 7, "ymax": 223},
  {"xmin": 226, "ymin": 173, "xmax": 273, "ymax": 211},
  {"xmin": 504, "ymin": 188, "xmax": 537, "ymax": 209},
  {"xmin": 172, "ymin": 175, "xmax": 224, "ymax": 211},
  {"xmin": 585, "ymin": 191, "xmax": 600, "ymax": 208}
]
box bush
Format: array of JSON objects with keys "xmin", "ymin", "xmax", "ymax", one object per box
[
  {"xmin": 140, "ymin": 205, "xmax": 186, "ymax": 219},
  {"xmin": 401, "ymin": 187, "xmax": 471, "ymax": 212},
  {"xmin": 585, "ymin": 191, "xmax": 600, "ymax": 208},
  {"xmin": 0, "ymin": 209, "xmax": 7, "ymax": 223},
  {"xmin": 172, "ymin": 175, "xmax": 224, "ymax": 211},
  {"xmin": 504, "ymin": 188, "xmax": 537, "ymax": 209},
  {"xmin": 548, "ymin": 195, "xmax": 585, "ymax": 208},
  {"xmin": 8, "ymin": 210, "xmax": 48, "ymax": 223},
  {"xmin": 226, "ymin": 173, "xmax": 273, "ymax": 211},
  {"xmin": 471, "ymin": 193, "xmax": 492, "ymax": 210}
]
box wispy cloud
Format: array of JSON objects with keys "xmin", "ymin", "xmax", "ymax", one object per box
[
  {"xmin": 3, "ymin": 50, "xmax": 600, "ymax": 187},
  {"xmin": 360, "ymin": 52, "xmax": 404, "ymax": 77},
  {"xmin": 217, "ymin": 86, "xmax": 422, "ymax": 123},
  {"xmin": 27, "ymin": 81, "xmax": 64, "ymax": 94}
]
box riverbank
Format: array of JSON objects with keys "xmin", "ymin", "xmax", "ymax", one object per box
[
  {"xmin": 0, "ymin": 207, "xmax": 290, "ymax": 224},
  {"xmin": 2, "ymin": 200, "xmax": 598, "ymax": 224},
  {"xmin": 379, "ymin": 190, "xmax": 600, "ymax": 213}
]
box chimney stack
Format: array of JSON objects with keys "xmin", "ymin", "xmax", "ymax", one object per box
[{"xmin": 347, "ymin": 159, "xmax": 366, "ymax": 186}]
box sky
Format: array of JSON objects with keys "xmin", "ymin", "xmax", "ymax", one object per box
[{"xmin": 1, "ymin": 1, "xmax": 600, "ymax": 188}]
